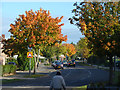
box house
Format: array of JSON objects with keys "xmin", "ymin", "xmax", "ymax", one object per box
[{"xmin": 0, "ymin": 34, "xmax": 8, "ymax": 65}]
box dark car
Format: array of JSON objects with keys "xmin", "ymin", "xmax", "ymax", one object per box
[
  {"xmin": 8, "ymin": 62, "xmax": 16, "ymax": 65},
  {"xmin": 67, "ymin": 60, "xmax": 75, "ymax": 67},
  {"xmin": 51, "ymin": 60, "xmax": 58, "ymax": 68},
  {"xmin": 116, "ymin": 61, "xmax": 120, "ymax": 68},
  {"xmin": 62, "ymin": 60, "xmax": 68, "ymax": 66}
]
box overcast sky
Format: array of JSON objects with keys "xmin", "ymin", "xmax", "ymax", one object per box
[{"xmin": 1, "ymin": 0, "xmax": 84, "ymax": 44}]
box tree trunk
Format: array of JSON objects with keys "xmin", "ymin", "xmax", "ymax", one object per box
[
  {"xmin": 83, "ymin": 58, "xmax": 84, "ymax": 64},
  {"xmin": 33, "ymin": 49, "xmax": 37, "ymax": 74},
  {"xmin": 33, "ymin": 49, "xmax": 40, "ymax": 74},
  {"xmin": 109, "ymin": 56, "xmax": 114, "ymax": 86},
  {"xmin": 37, "ymin": 49, "xmax": 40, "ymax": 66}
]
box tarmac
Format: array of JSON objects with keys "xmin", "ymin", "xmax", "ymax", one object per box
[{"xmin": 1, "ymin": 63, "xmax": 120, "ymax": 90}]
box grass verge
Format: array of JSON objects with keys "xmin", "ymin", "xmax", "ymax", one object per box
[
  {"xmin": 78, "ymin": 62, "xmax": 91, "ymax": 66},
  {"xmin": 75, "ymin": 85, "xmax": 87, "ymax": 90},
  {"xmin": 23, "ymin": 74, "xmax": 47, "ymax": 78},
  {"xmin": 113, "ymin": 71, "xmax": 120, "ymax": 86},
  {"xmin": 44, "ymin": 64, "xmax": 51, "ymax": 66},
  {"xmin": 2, "ymin": 79, "xmax": 23, "ymax": 84}
]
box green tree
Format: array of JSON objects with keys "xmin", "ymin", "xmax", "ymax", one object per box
[
  {"xmin": 76, "ymin": 38, "xmax": 90, "ymax": 61},
  {"xmin": 70, "ymin": 2, "xmax": 120, "ymax": 85},
  {"xmin": 41, "ymin": 45, "xmax": 56, "ymax": 62}
]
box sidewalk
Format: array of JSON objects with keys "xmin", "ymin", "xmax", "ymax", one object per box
[
  {"xmin": 89, "ymin": 64, "xmax": 120, "ymax": 71},
  {"xmin": 1, "ymin": 63, "xmax": 56, "ymax": 80}
]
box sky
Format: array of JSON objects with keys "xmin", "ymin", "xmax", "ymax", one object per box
[{"xmin": 1, "ymin": 0, "xmax": 84, "ymax": 44}]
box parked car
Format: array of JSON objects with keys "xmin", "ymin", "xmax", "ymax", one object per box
[
  {"xmin": 8, "ymin": 62, "xmax": 16, "ymax": 65},
  {"xmin": 55, "ymin": 62, "xmax": 64, "ymax": 69},
  {"xmin": 116, "ymin": 61, "xmax": 120, "ymax": 68},
  {"xmin": 51, "ymin": 60, "xmax": 58, "ymax": 68},
  {"xmin": 51, "ymin": 60, "xmax": 63, "ymax": 69},
  {"xmin": 67, "ymin": 60, "xmax": 76, "ymax": 67},
  {"xmin": 62, "ymin": 60, "xmax": 68, "ymax": 66}
]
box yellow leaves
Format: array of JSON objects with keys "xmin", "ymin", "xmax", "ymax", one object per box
[
  {"xmin": 60, "ymin": 16, "xmax": 64, "ymax": 20},
  {"xmin": 64, "ymin": 35, "xmax": 67, "ymax": 42},
  {"xmin": 10, "ymin": 24, "xmax": 15, "ymax": 29},
  {"xmin": 88, "ymin": 22, "xmax": 92, "ymax": 26},
  {"xmin": 99, "ymin": 40, "xmax": 103, "ymax": 43},
  {"xmin": 103, "ymin": 45, "xmax": 109, "ymax": 51},
  {"xmin": 25, "ymin": 11, "xmax": 28, "ymax": 14},
  {"xmin": 62, "ymin": 43, "xmax": 76, "ymax": 56},
  {"xmin": 40, "ymin": 8, "xmax": 42, "ymax": 12},
  {"xmin": 80, "ymin": 21, "xmax": 87, "ymax": 32},
  {"xmin": 48, "ymin": 10, "xmax": 50, "ymax": 16},
  {"xmin": 107, "ymin": 42, "xmax": 111, "ymax": 46},
  {"xmin": 41, "ymin": 24, "xmax": 44, "ymax": 28},
  {"xmin": 112, "ymin": 40, "xmax": 116, "ymax": 45},
  {"xmin": 58, "ymin": 23, "xmax": 64, "ymax": 27},
  {"xmin": 8, "ymin": 8, "xmax": 67, "ymax": 49}
]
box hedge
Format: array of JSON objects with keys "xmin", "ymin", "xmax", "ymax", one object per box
[{"xmin": 2, "ymin": 65, "xmax": 16, "ymax": 76}]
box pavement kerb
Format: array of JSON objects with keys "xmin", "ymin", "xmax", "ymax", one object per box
[{"xmin": 1, "ymin": 86, "xmax": 87, "ymax": 89}]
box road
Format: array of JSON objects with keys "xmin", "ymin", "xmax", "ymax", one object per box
[{"xmin": 2, "ymin": 61, "xmax": 109, "ymax": 87}]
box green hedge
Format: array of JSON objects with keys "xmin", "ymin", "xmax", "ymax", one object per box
[{"xmin": 2, "ymin": 65, "xmax": 16, "ymax": 76}]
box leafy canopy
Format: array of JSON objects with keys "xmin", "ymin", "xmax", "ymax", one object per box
[
  {"xmin": 70, "ymin": 2, "xmax": 120, "ymax": 57},
  {"xmin": 62, "ymin": 43, "xmax": 76, "ymax": 57},
  {"xmin": 3, "ymin": 8, "xmax": 67, "ymax": 56}
]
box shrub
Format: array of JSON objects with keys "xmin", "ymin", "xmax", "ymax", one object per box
[
  {"xmin": 2, "ymin": 65, "xmax": 16, "ymax": 76},
  {"xmin": 87, "ymin": 55, "xmax": 107, "ymax": 65},
  {"xmin": 117, "ymin": 72, "xmax": 120, "ymax": 86},
  {"xmin": 17, "ymin": 55, "xmax": 34, "ymax": 71},
  {"xmin": 9, "ymin": 65, "xmax": 16, "ymax": 74},
  {"xmin": 40, "ymin": 58, "xmax": 45, "ymax": 63},
  {"xmin": 3, "ymin": 65, "xmax": 11, "ymax": 74},
  {"xmin": 6, "ymin": 57, "xmax": 18, "ymax": 65}
]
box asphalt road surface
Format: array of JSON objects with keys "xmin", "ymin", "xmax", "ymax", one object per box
[{"xmin": 2, "ymin": 62, "xmax": 109, "ymax": 87}]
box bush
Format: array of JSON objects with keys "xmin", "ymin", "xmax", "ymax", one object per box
[
  {"xmin": 6, "ymin": 57, "xmax": 18, "ymax": 65},
  {"xmin": 17, "ymin": 54, "xmax": 34, "ymax": 71},
  {"xmin": 87, "ymin": 55, "xmax": 107, "ymax": 65},
  {"xmin": 88, "ymin": 81, "xmax": 108, "ymax": 88},
  {"xmin": 40, "ymin": 58, "xmax": 45, "ymax": 63},
  {"xmin": 118, "ymin": 74, "xmax": 120, "ymax": 86},
  {"xmin": 2, "ymin": 65, "xmax": 16, "ymax": 76}
]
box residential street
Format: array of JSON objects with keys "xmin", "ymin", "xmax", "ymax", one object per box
[{"xmin": 2, "ymin": 61, "xmax": 109, "ymax": 90}]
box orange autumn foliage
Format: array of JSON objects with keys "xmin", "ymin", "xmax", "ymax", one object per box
[
  {"xmin": 8, "ymin": 8, "xmax": 67, "ymax": 48},
  {"xmin": 62, "ymin": 43, "xmax": 76, "ymax": 57}
]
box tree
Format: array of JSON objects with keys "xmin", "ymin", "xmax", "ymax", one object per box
[
  {"xmin": 41, "ymin": 45, "xmax": 56, "ymax": 62},
  {"xmin": 76, "ymin": 38, "xmax": 90, "ymax": 60},
  {"xmin": 70, "ymin": 2, "xmax": 120, "ymax": 85},
  {"xmin": 3, "ymin": 8, "xmax": 67, "ymax": 73},
  {"xmin": 62, "ymin": 43, "xmax": 76, "ymax": 60}
]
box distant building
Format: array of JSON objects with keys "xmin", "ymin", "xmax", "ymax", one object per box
[
  {"xmin": 0, "ymin": 34, "xmax": 8, "ymax": 65},
  {"xmin": 59, "ymin": 54, "xmax": 65, "ymax": 61}
]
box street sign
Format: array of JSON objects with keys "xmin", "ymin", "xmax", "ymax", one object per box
[{"xmin": 27, "ymin": 52, "xmax": 33, "ymax": 58}]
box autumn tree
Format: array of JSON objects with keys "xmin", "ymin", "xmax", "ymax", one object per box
[
  {"xmin": 62, "ymin": 43, "xmax": 76, "ymax": 60},
  {"xmin": 70, "ymin": 2, "xmax": 120, "ymax": 85},
  {"xmin": 3, "ymin": 8, "xmax": 67, "ymax": 73}
]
